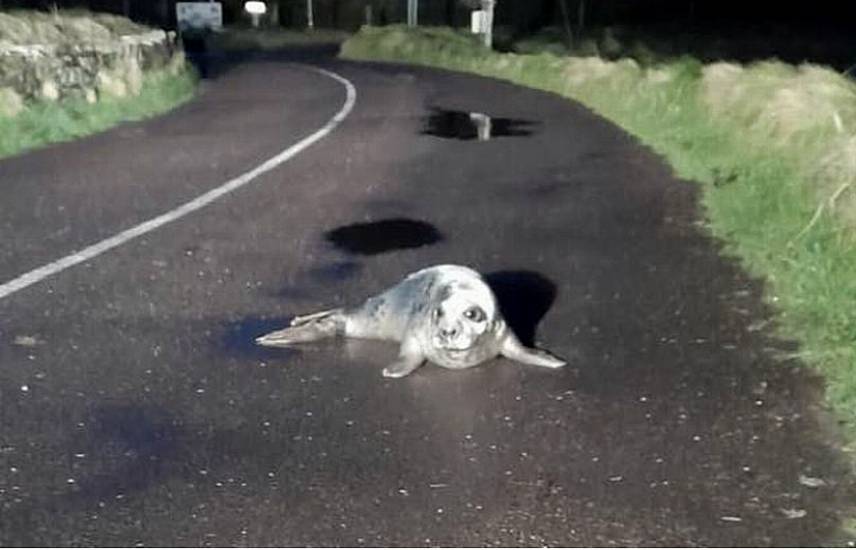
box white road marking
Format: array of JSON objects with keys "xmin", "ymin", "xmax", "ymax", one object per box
[{"xmin": 0, "ymin": 65, "xmax": 357, "ymax": 301}]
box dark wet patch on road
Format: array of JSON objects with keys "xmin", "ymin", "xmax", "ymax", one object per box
[
  {"xmin": 0, "ymin": 403, "xmax": 185, "ymax": 542},
  {"xmin": 275, "ymin": 260, "xmax": 363, "ymax": 298},
  {"xmin": 222, "ymin": 316, "xmax": 300, "ymax": 360},
  {"xmin": 324, "ymin": 218, "xmax": 443, "ymax": 255},
  {"xmin": 485, "ymin": 270, "xmax": 557, "ymax": 347},
  {"xmin": 421, "ymin": 107, "xmax": 537, "ymax": 141},
  {"xmin": 274, "ymin": 285, "xmax": 315, "ymax": 300},
  {"xmin": 90, "ymin": 404, "xmax": 179, "ymax": 460},
  {"xmin": 306, "ymin": 260, "xmax": 362, "ymax": 282}
]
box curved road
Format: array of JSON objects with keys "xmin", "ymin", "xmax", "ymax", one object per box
[{"xmin": 0, "ymin": 49, "xmax": 851, "ymax": 545}]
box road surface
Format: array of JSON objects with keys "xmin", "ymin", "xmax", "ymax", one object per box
[{"xmin": 0, "ymin": 47, "xmax": 852, "ymax": 546}]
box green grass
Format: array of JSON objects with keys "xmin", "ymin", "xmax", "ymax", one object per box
[
  {"xmin": 0, "ymin": 66, "xmax": 197, "ymax": 159},
  {"xmin": 341, "ymin": 26, "xmax": 856, "ymax": 435}
]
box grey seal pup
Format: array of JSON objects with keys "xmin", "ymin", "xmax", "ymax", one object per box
[{"xmin": 256, "ymin": 264, "xmax": 566, "ymax": 378}]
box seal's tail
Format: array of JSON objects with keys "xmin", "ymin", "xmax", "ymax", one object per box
[{"xmin": 255, "ymin": 309, "xmax": 345, "ymax": 347}]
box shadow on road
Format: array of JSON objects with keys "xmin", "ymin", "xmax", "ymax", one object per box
[
  {"xmin": 484, "ymin": 270, "xmax": 557, "ymax": 347},
  {"xmin": 182, "ymin": 33, "xmax": 342, "ymax": 80}
]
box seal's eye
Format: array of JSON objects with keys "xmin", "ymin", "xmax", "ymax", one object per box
[
  {"xmin": 463, "ymin": 307, "xmax": 485, "ymax": 322},
  {"xmin": 434, "ymin": 307, "xmax": 443, "ymax": 319}
]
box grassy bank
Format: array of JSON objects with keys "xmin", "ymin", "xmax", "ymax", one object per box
[
  {"xmin": 207, "ymin": 27, "xmax": 351, "ymax": 51},
  {"xmin": 0, "ymin": 65, "xmax": 196, "ymax": 159},
  {"xmin": 341, "ymin": 26, "xmax": 856, "ymax": 434}
]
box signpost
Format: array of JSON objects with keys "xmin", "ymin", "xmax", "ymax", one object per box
[
  {"xmin": 244, "ymin": 1, "xmax": 267, "ymax": 27},
  {"xmin": 175, "ymin": 2, "xmax": 223, "ymax": 32}
]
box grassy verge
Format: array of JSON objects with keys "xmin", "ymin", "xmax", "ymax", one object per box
[
  {"xmin": 0, "ymin": 66, "xmax": 197, "ymax": 159},
  {"xmin": 208, "ymin": 27, "xmax": 351, "ymax": 51},
  {"xmin": 341, "ymin": 26, "xmax": 856, "ymax": 436}
]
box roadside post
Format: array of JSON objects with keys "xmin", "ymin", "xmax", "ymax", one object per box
[
  {"xmin": 307, "ymin": 0, "xmax": 315, "ymax": 29},
  {"xmin": 176, "ymin": 2, "xmax": 223, "ymax": 78},
  {"xmin": 407, "ymin": 0, "xmax": 419, "ymax": 27},
  {"xmin": 470, "ymin": 1, "xmax": 495, "ymax": 49},
  {"xmin": 481, "ymin": 0, "xmax": 495, "ymax": 49}
]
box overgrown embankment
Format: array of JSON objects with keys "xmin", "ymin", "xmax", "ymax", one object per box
[
  {"xmin": 341, "ymin": 26, "xmax": 856, "ymax": 434},
  {"xmin": 0, "ymin": 9, "xmax": 196, "ymax": 158},
  {"xmin": 207, "ymin": 27, "xmax": 351, "ymax": 52}
]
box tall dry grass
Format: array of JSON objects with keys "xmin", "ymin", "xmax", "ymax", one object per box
[{"xmin": 702, "ymin": 62, "xmax": 856, "ymax": 225}]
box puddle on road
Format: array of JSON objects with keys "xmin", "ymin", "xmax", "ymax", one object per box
[
  {"xmin": 325, "ymin": 218, "xmax": 443, "ymax": 255},
  {"xmin": 421, "ymin": 108, "xmax": 536, "ymax": 141},
  {"xmin": 223, "ymin": 316, "xmax": 300, "ymax": 360}
]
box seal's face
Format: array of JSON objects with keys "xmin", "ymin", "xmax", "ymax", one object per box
[{"xmin": 430, "ymin": 283, "xmax": 497, "ymax": 354}]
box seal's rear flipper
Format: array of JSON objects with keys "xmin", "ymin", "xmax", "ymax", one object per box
[
  {"xmin": 500, "ymin": 334, "xmax": 566, "ymax": 368},
  {"xmin": 255, "ymin": 309, "xmax": 344, "ymax": 347}
]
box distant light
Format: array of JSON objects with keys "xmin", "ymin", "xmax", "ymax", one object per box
[{"xmin": 244, "ymin": 1, "xmax": 267, "ymax": 15}]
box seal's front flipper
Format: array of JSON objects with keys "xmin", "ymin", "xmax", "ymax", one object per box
[
  {"xmin": 500, "ymin": 334, "xmax": 566, "ymax": 369},
  {"xmin": 382, "ymin": 355, "xmax": 424, "ymax": 378},
  {"xmin": 382, "ymin": 340, "xmax": 425, "ymax": 378},
  {"xmin": 256, "ymin": 309, "xmax": 344, "ymax": 347}
]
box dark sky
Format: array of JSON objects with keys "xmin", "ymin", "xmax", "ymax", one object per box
[{"xmin": 9, "ymin": 0, "xmax": 856, "ymax": 25}]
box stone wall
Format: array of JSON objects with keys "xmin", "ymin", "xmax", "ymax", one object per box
[{"xmin": 0, "ymin": 29, "xmax": 183, "ymax": 117}]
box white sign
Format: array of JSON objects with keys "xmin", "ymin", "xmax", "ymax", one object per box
[
  {"xmin": 244, "ymin": 1, "xmax": 267, "ymax": 15},
  {"xmin": 471, "ymin": 10, "xmax": 487, "ymax": 33},
  {"xmin": 176, "ymin": 2, "xmax": 223, "ymax": 32}
]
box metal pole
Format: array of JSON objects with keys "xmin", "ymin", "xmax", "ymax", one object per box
[
  {"xmin": 306, "ymin": 0, "xmax": 314, "ymax": 29},
  {"xmin": 558, "ymin": 0, "xmax": 573, "ymax": 50}
]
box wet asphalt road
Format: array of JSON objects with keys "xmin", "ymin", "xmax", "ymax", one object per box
[{"xmin": 0, "ymin": 47, "xmax": 853, "ymax": 546}]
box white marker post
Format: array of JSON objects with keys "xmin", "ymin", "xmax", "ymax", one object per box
[
  {"xmin": 471, "ymin": 1, "xmax": 496, "ymax": 49},
  {"xmin": 306, "ymin": 0, "xmax": 314, "ymax": 29},
  {"xmin": 407, "ymin": 0, "xmax": 419, "ymax": 27},
  {"xmin": 481, "ymin": 0, "xmax": 495, "ymax": 49}
]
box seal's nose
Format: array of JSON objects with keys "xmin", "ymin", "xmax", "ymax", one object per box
[{"xmin": 440, "ymin": 326, "xmax": 458, "ymax": 338}]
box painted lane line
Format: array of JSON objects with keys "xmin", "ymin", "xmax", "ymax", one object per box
[{"xmin": 0, "ymin": 65, "xmax": 356, "ymax": 301}]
